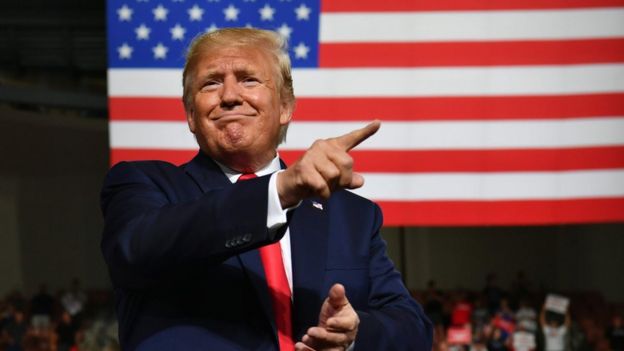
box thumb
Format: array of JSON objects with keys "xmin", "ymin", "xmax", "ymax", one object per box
[
  {"xmin": 328, "ymin": 283, "xmax": 349, "ymax": 309},
  {"xmin": 348, "ymin": 173, "xmax": 365, "ymax": 189}
]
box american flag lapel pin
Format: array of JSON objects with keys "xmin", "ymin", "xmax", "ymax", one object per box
[{"xmin": 312, "ymin": 201, "xmax": 323, "ymax": 211}]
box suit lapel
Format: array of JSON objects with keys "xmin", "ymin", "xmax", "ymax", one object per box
[
  {"xmin": 184, "ymin": 152, "xmax": 278, "ymax": 340},
  {"xmin": 184, "ymin": 151, "xmax": 231, "ymax": 192},
  {"xmin": 290, "ymin": 198, "xmax": 329, "ymax": 340}
]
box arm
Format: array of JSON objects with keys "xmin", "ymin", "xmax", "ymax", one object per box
[
  {"xmin": 100, "ymin": 161, "xmax": 279, "ymax": 289},
  {"xmin": 298, "ymin": 204, "xmax": 433, "ymax": 351},
  {"xmin": 353, "ymin": 204, "xmax": 433, "ymax": 351}
]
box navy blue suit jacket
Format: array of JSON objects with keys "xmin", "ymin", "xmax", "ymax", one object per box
[{"xmin": 100, "ymin": 151, "xmax": 432, "ymax": 350}]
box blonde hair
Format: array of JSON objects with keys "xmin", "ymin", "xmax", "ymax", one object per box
[{"xmin": 182, "ymin": 28, "xmax": 295, "ymax": 143}]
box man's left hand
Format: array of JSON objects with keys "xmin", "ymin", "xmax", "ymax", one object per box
[{"xmin": 295, "ymin": 284, "xmax": 359, "ymax": 351}]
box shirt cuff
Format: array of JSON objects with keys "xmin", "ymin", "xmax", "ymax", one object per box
[{"xmin": 267, "ymin": 171, "xmax": 299, "ymax": 232}]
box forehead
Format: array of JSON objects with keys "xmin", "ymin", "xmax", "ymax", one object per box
[{"xmin": 195, "ymin": 45, "xmax": 276, "ymax": 75}]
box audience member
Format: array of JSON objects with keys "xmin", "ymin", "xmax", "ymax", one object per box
[
  {"xmin": 56, "ymin": 310, "xmax": 78, "ymax": 351},
  {"xmin": 3, "ymin": 308, "xmax": 27, "ymax": 351},
  {"xmin": 516, "ymin": 298, "xmax": 538, "ymax": 332},
  {"xmin": 30, "ymin": 284, "xmax": 54, "ymax": 332},
  {"xmin": 607, "ymin": 314, "xmax": 624, "ymax": 351},
  {"xmin": 483, "ymin": 273, "xmax": 504, "ymax": 315},
  {"xmin": 540, "ymin": 303, "xmax": 571, "ymax": 351},
  {"xmin": 510, "ymin": 271, "xmax": 532, "ymax": 307},
  {"xmin": 61, "ymin": 278, "xmax": 87, "ymax": 318}
]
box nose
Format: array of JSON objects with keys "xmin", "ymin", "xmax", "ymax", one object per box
[{"xmin": 220, "ymin": 76, "xmax": 243, "ymax": 108}]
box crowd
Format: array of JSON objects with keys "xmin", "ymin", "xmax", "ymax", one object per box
[
  {"xmin": 414, "ymin": 273, "xmax": 624, "ymax": 351},
  {"xmin": 2, "ymin": 273, "xmax": 623, "ymax": 351},
  {"xmin": 0, "ymin": 280, "xmax": 118, "ymax": 351}
]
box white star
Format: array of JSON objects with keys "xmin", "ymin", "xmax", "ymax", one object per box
[
  {"xmin": 276, "ymin": 23, "xmax": 292, "ymax": 39},
  {"xmin": 245, "ymin": 23, "xmax": 254, "ymax": 28},
  {"xmin": 170, "ymin": 24, "xmax": 186, "ymax": 40},
  {"xmin": 117, "ymin": 5, "xmax": 133, "ymax": 21},
  {"xmin": 153, "ymin": 5, "xmax": 168, "ymax": 21},
  {"xmin": 187, "ymin": 4, "xmax": 204, "ymax": 21},
  {"xmin": 223, "ymin": 4, "xmax": 240, "ymax": 21},
  {"xmin": 293, "ymin": 42, "xmax": 309, "ymax": 59},
  {"xmin": 152, "ymin": 43, "xmax": 168, "ymax": 59},
  {"xmin": 295, "ymin": 4, "xmax": 311, "ymax": 20},
  {"xmin": 259, "ymin": 4, "xmax": 275, "ymax": 21},
  {"xmin": 206, "ymin": 23, "xmax": 219, "ymax": 32},
  {"xmin": 117, "ymin": 43, "xmax": 133, "ymax": 59},
  {"xmin": 135, "ymin": 24, "xmax": 151, "ymax": 40}
]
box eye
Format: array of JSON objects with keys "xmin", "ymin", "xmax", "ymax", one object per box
[
  {"xmin": 200, "ymin": 80, "xmax": 220, "ymax": 92},
  {"xmin": 241, "ymin": 76, "xmax": 260, "ymax": 87}
]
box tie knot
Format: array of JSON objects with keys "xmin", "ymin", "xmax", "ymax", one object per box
[{"xmin": 237, "ymin": 173, "xmax": 257, "ymax": 182}]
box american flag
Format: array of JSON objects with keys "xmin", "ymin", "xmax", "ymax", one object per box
[{"xmin": 107, "ymin": 0, "xmax": 624, "ymax": 226}]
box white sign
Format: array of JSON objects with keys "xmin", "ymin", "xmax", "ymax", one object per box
[{"xmin": 545, "ymin": 294, "xmax": 569, "ymax": 314}]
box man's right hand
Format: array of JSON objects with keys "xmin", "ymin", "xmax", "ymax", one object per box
[{"xmin": 277, "ymin": 121, "xmax": 381, "ymax": 208}]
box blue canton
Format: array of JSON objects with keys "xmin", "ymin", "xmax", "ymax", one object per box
[{"xmin": 107, "ymin": 0, "xmax": 321, "ymax": 68}]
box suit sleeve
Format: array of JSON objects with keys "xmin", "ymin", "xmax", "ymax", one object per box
[
  {"xmin": 100, "ymin": 161, "xmax": 280, "ymax": 290},
  {"xmin": 355, "ymin": 204, "xmax": 433, "ymax": 351}
]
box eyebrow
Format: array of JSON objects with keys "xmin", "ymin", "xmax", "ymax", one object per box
[{"xmin": 199, "ymin": 62, "xmax": 259, "ymax": 79}]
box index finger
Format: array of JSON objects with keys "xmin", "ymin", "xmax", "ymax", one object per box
[{"xmin": 332, "ymin": 120, "xmax": 381, "ymax": 151}]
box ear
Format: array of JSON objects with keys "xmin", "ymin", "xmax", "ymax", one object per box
[
  {"xmin": 279, "ymin": 100, "xmax": 294, "ymax": 126},
  {"xmin": 186, "ymin": 107, "xmax": 196, "ymax": 133}
]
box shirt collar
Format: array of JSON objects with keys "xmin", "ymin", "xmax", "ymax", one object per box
[{"xmin": 215, "ymin": 154, "xmax": 282, "ymax": 184}]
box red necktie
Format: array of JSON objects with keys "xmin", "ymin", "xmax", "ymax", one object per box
[{"xmin": 238, "ymin": 173, "xmax": 293, "ymax": 350}]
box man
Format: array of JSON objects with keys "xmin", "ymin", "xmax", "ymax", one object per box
[{"xmin": 101, "ymin": 28, "xmax": 432, "ymax": 351}]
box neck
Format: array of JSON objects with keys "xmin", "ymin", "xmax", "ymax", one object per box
[{"xmin": 207, "ymin": 149, "xmax": 277, "ymax": 173}]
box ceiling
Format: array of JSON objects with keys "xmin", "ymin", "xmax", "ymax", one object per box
[{"xmin": 0, "ymin": 0, "xmax": 107, "ymax": 117}]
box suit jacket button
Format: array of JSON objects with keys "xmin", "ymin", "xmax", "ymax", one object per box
[
  {"xmin": 225, "ymin": 240, "xmax": 232, "ymax": 248},
  {"xmin": 242, "ymin": 233, "xmax": 252, "ymax": 242}
]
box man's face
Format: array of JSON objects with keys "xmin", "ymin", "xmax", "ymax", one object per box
[{"xmin": 186, "ymin": 45, "xmax": 292, "ymax": 171}]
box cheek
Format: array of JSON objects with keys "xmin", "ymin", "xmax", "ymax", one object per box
[{"xmin": 195, "ymin": 93, "xmax": 220, "ymax": 112}]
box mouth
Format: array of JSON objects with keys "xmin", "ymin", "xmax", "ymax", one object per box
[{"xmin": 212, "ymin": 113, "xmax": 255, "ymax": 121}]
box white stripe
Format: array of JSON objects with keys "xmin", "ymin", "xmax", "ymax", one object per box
[
  {"xmin": 282, "ymin": 119, "xmax": 624, "ymax": 149},
  {"xmin": 291, "ymin": 65, "xmax": 624, "ymax": 97},
  {"xmin": 108, "ymin": 69, "xmax": 182, "ymax": 97},
  {"xmin": 320, "ymin": 8, "xmax": 624, "ymax": 42},
  {"xmin": 109, "ymin": 64, "xmax": 624, "ymax": 97},
  {"xmin": 351, "ymin": 170, "xmax": 624, "ymax": 200},
  {"xmin": 110, "ymin": 118, "xmax": 624, "ymax": 150},
  {"xmin": 110, "ymin": 121, "xmax": 197, "ymax": 149}
]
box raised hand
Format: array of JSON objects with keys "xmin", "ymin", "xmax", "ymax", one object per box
[
  {"xmin": 277, "ymin": 121, "xmax": 381, "ymax": 208},
  {"xmin": 295, "ymin": 284, "xmax": 359, "ymax": 351}
]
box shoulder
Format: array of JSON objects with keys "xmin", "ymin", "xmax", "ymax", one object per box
[
  {"xmin": 104, "ymin": 160, "xmax": 190, "ymax": 185},
  {"xmin": 330, "ymin": 189, "xmax": 380, "ymax": 213},
  {"xmin": 108, "ymin": 160, "xmax": 183, "ymax": 176},
  {"xmin": 326, "ymin": 190, "xmax": 383, "ymax": 230},
  {"xmin": 101, "ymin": 160, "xmax": 198, "ymax": 206}
]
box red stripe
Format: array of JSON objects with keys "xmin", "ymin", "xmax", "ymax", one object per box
[
  {"xmin": 109, "ymin": 94, "xmax": 624, "ymax": 121},
  {"xmin": 109, "ymin": 97, "xmax": 186, "ymax": 122},
  {"xmin": 294, "ymin": 94, "xmax": 624, "ymax": 121},
  {"xmin": 319, "ymin": 39, "xmax": 624, "ymax": 68},
  {"xmin": 378, "ymin": 198, "xmax": 624, "ymax": 226},
  {"xmin": 280, "ymin": 147, "xmax": 624, "ymax": 173},
  {"xmin": 112, "ymin": 147, "xmax": 624, "ymax": 172},
  {"xmin": 322, "ymin": 0, "xmax": 624, "ymax": 12}
]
